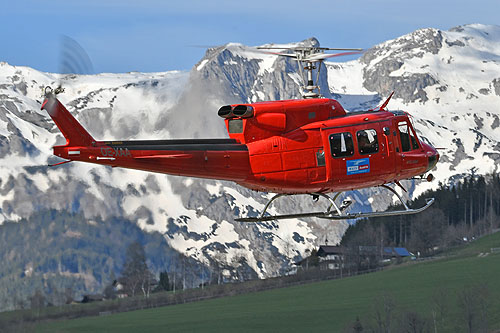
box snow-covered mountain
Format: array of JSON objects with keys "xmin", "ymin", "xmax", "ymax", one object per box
[
  {"xmin": 0, "ymin": 40, "xmax": 344, "ymax": 280},
  {"xmin": 1, "ymin": 24, "xmax": 499, "ymax": 280},
  {"xmin": 327, "ymin": 24, "xmax": 500, "ymax": 197}
]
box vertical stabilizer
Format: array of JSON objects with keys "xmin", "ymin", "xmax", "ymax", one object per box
[{"xmin": 41, "ymin": 97, "xmax": 95, "ymax": 146}]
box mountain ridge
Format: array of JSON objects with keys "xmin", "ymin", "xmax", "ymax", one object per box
[{"xmin": 1, "ymin": 24, "xmax": 499, "ymax": 291}]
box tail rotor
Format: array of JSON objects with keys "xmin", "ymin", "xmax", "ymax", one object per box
[{"xmin": 43, "ymin": 35, "xmax": 94, "ymax": 99}]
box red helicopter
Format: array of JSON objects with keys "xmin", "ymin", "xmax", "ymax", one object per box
[{"xmin": 42, "ymin": 45, "xmax": 439, "ymax": 222}]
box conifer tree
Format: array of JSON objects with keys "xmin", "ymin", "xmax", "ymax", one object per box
[
  {"xmin": 157, "ymin": 271, "xmax": 170, "ymax": 291},
  {"xmin": 121, "ymin": 242, "xmax": 155, "ymax": 297}
]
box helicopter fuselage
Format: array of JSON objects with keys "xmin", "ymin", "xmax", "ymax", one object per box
[{"xmin": 43, "ymin": 97, "xmax": 438, "ymax": 195}]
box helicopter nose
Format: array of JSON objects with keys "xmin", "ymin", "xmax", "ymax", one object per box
[
  {"xmin": 425, "ymin": 146, "xmax": 439, "ymax": 172},
  {"xmin": 427, "ymin": 153, "xmax": 438, "ymax": 172}
]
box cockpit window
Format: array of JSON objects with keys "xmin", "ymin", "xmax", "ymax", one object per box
[{"xmin": 411, "ymin": 133, "xmax": 419, "ymax": 150}]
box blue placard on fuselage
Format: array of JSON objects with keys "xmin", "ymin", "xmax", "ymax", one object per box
[{"xmin": 346, "ymin": 158, "xmax": 370, "ymax": 175}]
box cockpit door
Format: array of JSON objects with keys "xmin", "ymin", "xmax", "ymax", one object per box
[{"xmin": 394, "ymin": 118, "xmax": 423, "ymax": 176}]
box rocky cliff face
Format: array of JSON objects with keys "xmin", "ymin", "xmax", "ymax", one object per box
[{"xmin": 361, "ymin": 28, "xmax": 443, "ymax": 103}]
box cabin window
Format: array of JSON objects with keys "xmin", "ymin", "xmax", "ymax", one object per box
[
  {"xmin": 398, "ymin": 122, "xmax": 419, "ymax": 152},
  {"xmin": 357, "ymin": 129, "xmax": 379, "ymax": 154},
  {"xmin": 329, "ymin": 132, "xmax": 354, "ymax": 158},
  {"xmin": 228, "ymin": 119, "xmax": 243, "ymax": 133}
]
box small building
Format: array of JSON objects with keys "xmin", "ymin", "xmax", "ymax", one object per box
[
  {"xmin": 112, "ymin": 279, "xmax": 125, "ymax": 291},
  {"xmin": 113, "ymin": 280, "xmax": 128, "ymax": 298},
  {"xmin": 296, "ymin": 244, "xmax": 413, "ymax": 274},
  {"xmin": 81, "ymin": 294, "xmax": 105, "ymax": 303},
  {"xmin": 358, "ymin": 246, "xmax": 412, "ymax": 259},
  {"xmin": 317, "ymin": 245, "xmax": 346, "ymax": 270},
  {"xmin": 294, "ymin": 245, "xmax": 349, "ymax": 271},
  {"xmin": 383, "ymin": 247, "xmax": 412, "ymax": 258}
]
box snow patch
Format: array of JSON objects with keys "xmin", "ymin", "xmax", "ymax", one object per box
[{"xmin": 197, "ymin": 59, "xmax": 209, "ymax": 71}]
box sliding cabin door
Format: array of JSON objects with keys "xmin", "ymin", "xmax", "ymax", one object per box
[{"xmin": 323, "ymin": 122, "xmax": 391, "ymax": 190}]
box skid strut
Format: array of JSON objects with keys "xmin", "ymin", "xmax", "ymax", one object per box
[{"xmin": 235, "ymin": 185, "xmax": 434, "ymax": 222}]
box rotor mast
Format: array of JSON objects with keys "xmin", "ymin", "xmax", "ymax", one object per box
[
  {"xmin": 258, "ymin": 45, "xmax": 363, "ymax": 99},
  {"xmin": 289, "ymin": 47, "xmax": 324, "ymax": 99},
  {"xmin": 304, "ymin": 60, "xmax": 319, "ymax": 98}
]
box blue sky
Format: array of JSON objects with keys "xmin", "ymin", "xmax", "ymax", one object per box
[{"xmin": 1, "ymin": 0, "xmax": 499, "ymax": 73}]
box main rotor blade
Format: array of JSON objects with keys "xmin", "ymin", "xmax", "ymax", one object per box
[
  {"xmin": 257, "ymin": 47, "xmax": 363, "ymax": 51},
  {"xmin": 259, "ymin": 51, "xmax": 298, "ymax": 58},
  {"xmin": 322, "ymin": 47, "xmax": 364, "ymax": 51},
  {"xmin": 302, "ymin": 50, "xmax": 364, "ymax": 62},
  {"xmin": 257, "ymin": 50, "xmax": 363, "ymax": 61},
  {"xmin": 256, "ymin": 46, "xmax": 296, "ymax": 50}
]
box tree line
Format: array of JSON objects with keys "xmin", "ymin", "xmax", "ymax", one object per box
[
  {"xmin": 345, "ymin": 283, "xmax": 490, "ymax": 332},
  {"xmin": 341, "ymin": 173, "xmax": 500, "ymax": 261},
  {"xmin": 111, "ymin": 241, "xmax": 258, "ymax": 299},
  {"xmin": 0, "ymin": 210, "xmax": 204, "ymax": 312}
]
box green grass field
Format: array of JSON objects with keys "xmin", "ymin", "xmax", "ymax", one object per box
[{"xmin": 36, "ymin": 232, "xmax": 500, "ymax": 332}]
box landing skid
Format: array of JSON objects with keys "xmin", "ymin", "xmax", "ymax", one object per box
[{"xmin": 235, "ymin": 184, "xmax": 435, "ymax": 222}]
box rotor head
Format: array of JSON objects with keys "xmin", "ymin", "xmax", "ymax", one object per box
[{"xmin": 257, "ymin": 45, "xmax": 363, "ymax": 98}]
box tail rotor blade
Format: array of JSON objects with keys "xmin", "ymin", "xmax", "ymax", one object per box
[
  {"xmin": 59, "ymin": 36, "xmax": 94, "ymax": 75},
  {"xmin": 44, "ymin": 36, "xmax": 94, "ymax": 98}
]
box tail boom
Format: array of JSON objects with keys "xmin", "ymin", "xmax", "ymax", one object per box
[
  {"xmin": 53, "ymin": 140, "xmax": 251, "ymax": 182},
  {"xmin": 93, "ymin": 139, "xmax": 251, "ymax": 181},
  {"xmin": 41, "ymin": 96, "xmax": 251, "ymax": 181}
]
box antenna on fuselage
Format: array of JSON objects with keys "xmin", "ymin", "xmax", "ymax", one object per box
[{"xmin": 257, "ymin": 46, "xmax": 363, "ymax": 99}]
